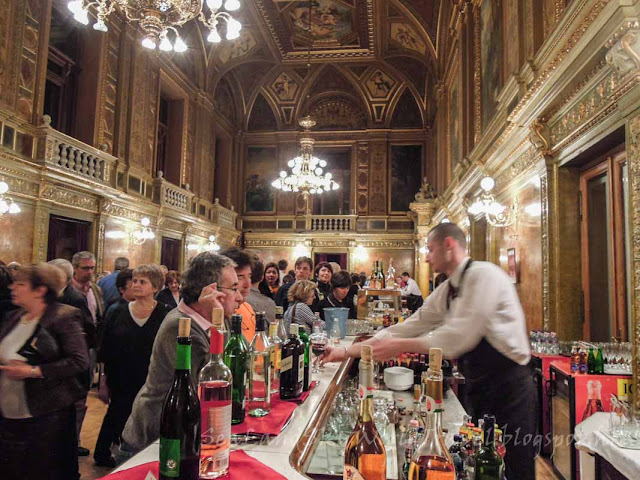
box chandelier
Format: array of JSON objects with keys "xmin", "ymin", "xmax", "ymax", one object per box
[
  {"xmin": 131, "ymin": 217, "xmax": 155, "ymax": 245},
  {"xmin": 204, "ymin": 235, "xmax": 221, "ymax": 252},
  {"xmin": 0, "ymin": 180, "xmax": 20, "ymax": 218},
  {"xmin": 272, "ymin": 116, "xmax": 339, "ymax": 196},
  {"xmin": 67, "ymin": 0, "xmax": 242, "ymax": 52},
  {"xmin": 467, "ymin": 176, "xmax": 518, "ymax": 227}
]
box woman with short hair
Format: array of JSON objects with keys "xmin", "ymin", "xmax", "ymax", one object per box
[
  {"xmin": 284, "ymin": 280, "xmax": 324, "ymax": 334},
  {"xmin": 94, "ymin": 264, "xmax": 171, "ymax": 466},
  {"xmin": 0, "ymin": 263, "xmax": 89, "ymax": 479},
  {"xmin": 261, "ymin": 262, "xmax": 280, "ymax": 298},
  {"xmin": 313, "ymin": 262, "xmax": 333, "ymax": 301},
  {"xmin": 318, "ymin": 270, "xmax": 356, "ymax": 320},
  {"xmin": 156, "ymin": 270, "xmax": 181, "ymax": 309}
]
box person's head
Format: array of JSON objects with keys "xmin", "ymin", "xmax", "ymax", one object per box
[
  {"xmin": 331, "ymin": 270, "xmax": 351, "ymax": 301},
  {"xmin": 250, "ymin": 258, "xmax": 265, "ymax": 286},
  {"xmin": 288, "ymin": 279, "xmax": 317, "ymax": 306},
  {"xmin": 329, "ymin": 262, "xmax": 341, "ymax": 274},
  {"xmin": 264, "ymin": 262, "xmax": 280, "ymax": 287},
  {"xmin": 165, "ymin": 270, "xmax": 181, "ymax": 294},
  {"xmin": 359, "ymin": 272, "xmax": 367, "ymax": 287},
  {"xmin": 182, "ymin": 252, "xmax": 241, "ymax": 318},
  {"xmin": 426, "ymin": 223, "xmax": 467, "ymax": 276},
  {"xmin": 350, "ymin": 273, "xmax": 360, "ymax": 286},
  {"xmin": 131, "ymin": 265, "xmax": 164, "ymax": 300},
  {"xmin": 159, "ymin": 265, "xmax": 168, "ymax": 284},
  {"xmin": 282, "ymin": 274, "xmax": 294, "ymax": 285},
  {"xmin": 277, "ymin": 259, "xmax": 288, "ymax": 272},
  {"xmin": 11, "ymin": 263, "xmax": 65, "ymax": 309},
  {"xmin": 294, "ymin": 256, "xmax": 313, "ymax": 281},
  {"xmin": 47, "ymin": 259, "xmax": 74, "ymax": 286},
  {"xmin": 401, "ymin": 272, "xmax": 411, "ymax": 281},
  {"xmin": 113, "ymin": 257, "xmax": 130, "ymax": 272},
  {"xmin": 7, "ymin": 262, "xmax": 21, "ymax": 277},
  {"xmin": 0, "ymin": 266, "xmax": 13, "ymax": 292},
  {"xmin": 220, "ymin": 247, "xmax": 254, "ymax": 300},
  {"xmin": 116, "ymin": 268, "xmax": 135, "ymax": 302},
  {"xmin": 314, "ymin": 262, "xmax": 332, "ymax": 284},
  {"xmin": 71, "ymin": 251, "xmax": 96, "ymax": 283},
  {"xmin": 396, "ymin": 276, "xmax": 406, "ymax": 288}
]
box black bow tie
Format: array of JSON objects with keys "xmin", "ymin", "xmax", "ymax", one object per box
[{"xmin": 448, "ymin": 284, "xmax": 460, "ymax": 301}]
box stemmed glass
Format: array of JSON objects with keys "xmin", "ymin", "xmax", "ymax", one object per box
[{"xmin": 310, "ymin": 322, "xmax": 328, "ymax": 374}]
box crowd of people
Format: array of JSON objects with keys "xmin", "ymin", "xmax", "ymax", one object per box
[{"xmin": 0, "ymin": 250, "xmax": 408, "ymax": 479}]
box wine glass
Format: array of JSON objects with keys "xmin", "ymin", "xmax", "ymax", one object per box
[{"xmin": 310, "ymin": 329, "xmax": 328, "ymax": 373}]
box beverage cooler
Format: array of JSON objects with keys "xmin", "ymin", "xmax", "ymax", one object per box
[
  {"xmin": 531, "ymin": 353, "xmax": 565, "ymax": 457},
  {"xmin": 549, "ymin": 360, "xmax": 632, "ymax": 480}
]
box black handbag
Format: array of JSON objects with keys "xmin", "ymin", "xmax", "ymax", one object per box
[{"xmin": 16, "ymin": 323, "xmax": 61, "ymax": 366}]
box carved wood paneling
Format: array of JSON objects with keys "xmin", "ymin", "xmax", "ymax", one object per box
[
  {"xmin": 356, "ymin": 142, "xmax": 369, "ymax": 215},
  {"xmin": 369, "ymin": 141, "xmax": 387, "ymax": 214},
  {"xmin": 97, "ymin": 22, "xmax": 121, "ymax": 153}
]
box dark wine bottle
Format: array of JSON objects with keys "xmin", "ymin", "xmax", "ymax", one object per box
[
  {"xmin": 280, "ymin": 323, "xmax": 303, "ymax": 399},
  {"xmin": 474, "ymin": 414, "xmax": 504, "ymax": 480},
  {"xmin": 223, "ymin": 314, "xmax": 248, "ymax": 424},
  {"xmin": 159, "ymin": 318, "xmax": 201, "ymax": 480},
  {"xmin": 298, "ymin": 326, "xmax": 311, "ymax": 391}
]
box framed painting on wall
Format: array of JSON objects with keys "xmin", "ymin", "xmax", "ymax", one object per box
[
  {"xmin": 245, "ymin": 146, "xmax": 277, "ymax": 213},
  {"xmin": 480, "ymin": 0, "xmax": 503, "ymax": 132},
  {"xmin": 390, "ymin": 145, "xmax": 423, "ymax": 213},
  {"xmin": 449, "ymin": 61, "xmax": 461, "ymax": 174},
  {"xmin": 507, "ymin": 247, "xmax": 517, "ymax": 284}
]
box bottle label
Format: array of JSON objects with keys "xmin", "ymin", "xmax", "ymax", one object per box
[
  {"xmin": 159, "ymin": 437, "xmax": 181, "ymax": 478},
  {"xmin": 281, "ymin": 355, "xmax": 293, "ymax": 373},
  {"xmin": 298, "ymin": 354, "xmax": 304, "ymax": 380},
  {"xmin": 344, "ymin": 465, "xmax": 366, "ymax": 480},
  {"xmin": 276, "ymin": 349, "xmax": 282, "ymax": 370},
  {"xmin": 358, "ymin": 384, "xmax": 374, "ymax": 401},
  {"xmin": 424, "ymin": 395, "xmax": 443, "ymax": 413},
  {"xmin": 176, "ymin": 344, "xmax": 191, "ymax": 371},
  {"xmin": 201, "ymin": 402, "xmax": 232, "ymax": 446}
]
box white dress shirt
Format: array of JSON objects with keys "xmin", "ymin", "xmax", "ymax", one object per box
[
  {"xmin": 401, "ymin": 277, "xmax": 423, "ymax": 297},
  {"xmin": 374, "ymin": 257, "xmax": 531, "ymax": 365}
]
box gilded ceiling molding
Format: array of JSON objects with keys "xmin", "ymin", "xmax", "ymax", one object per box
[
  {"xmin": 508, "ymin": 0, "xmax": 611, "ymax": 122},
  {"xmin": 605, "ymin": 21, "xmax": 640, "ymax": 77}
]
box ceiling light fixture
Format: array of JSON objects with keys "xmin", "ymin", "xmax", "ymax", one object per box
[
  {"xmin": 67, "ymin": 0, "xmax": 242, "ymax": 51},
  {"xmin": 467, "ymin": 176, "xmax": 518, "ymax": 227}
]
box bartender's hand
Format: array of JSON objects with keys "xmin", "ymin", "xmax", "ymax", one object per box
[
  {"xmin": 371, "ymin": 338, "xmax": 415, "ymax": 362},
  {"xmin": 319, "ymin": 345, "xmax": 347, "ymax": 364}
]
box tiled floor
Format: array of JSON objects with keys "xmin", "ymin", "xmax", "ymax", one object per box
[{"xmin": 78, "ymin": 390, "xmax": 561, "ymax": 479}]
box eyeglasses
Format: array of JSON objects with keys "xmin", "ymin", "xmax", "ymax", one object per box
[
  {"xmin": 78, "ymin": 266, "xmax": 95, "ymax": 271},
  {"xmin": 218, "ymin": 285, "xmax": 240, "ymax": 293}
]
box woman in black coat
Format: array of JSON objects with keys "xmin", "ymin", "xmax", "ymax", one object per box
[{"xmin": 155, "ymin": 270, "xmax": 181, "ymax": 309}]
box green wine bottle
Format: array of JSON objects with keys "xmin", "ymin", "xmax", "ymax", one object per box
[
  {"xmin": 223, "ymin": 314, "xmax": 248, "ymax": 424},
  {"xmin": 474, "ymin": 414, "xmax": 504, "ymax": 480}
]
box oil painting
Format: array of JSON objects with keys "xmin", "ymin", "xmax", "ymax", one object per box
[
  {"xmin": 365, "ymin": 69, "xmax": 395, "ymax": 99},
  {"xmin": 390, "ymin": 23, "xmax": 426, "ymax": 55},
  {"xmin": 288, "ymin": 1, "xmax": 353, "ymax": 40},
  {"xmin": 271, "ymin": 73, "xmax": 299, "ymax": 101},
  {"xmin": 449, "ymin": 63, "xmax": 461, "ymax": 173},
  {"xmin": 480, "ymin": 0, "xmax": 502, "ymax": 132},
  {"xmin": 390, "ymin": 145, "xmax": 422, "ymax": 212},
  {"xmin": 245, "ymin": 146, "xmax": 277, "ymax": 213}
]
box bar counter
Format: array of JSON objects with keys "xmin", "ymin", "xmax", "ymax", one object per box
[{"xmin": 111, "ymin": 337, "xmax": 466, "ymax": 479}]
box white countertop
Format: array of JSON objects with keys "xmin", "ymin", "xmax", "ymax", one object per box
[{"xmin": 112, "ymin": 336, "xmax": 467, "ymax": 479}]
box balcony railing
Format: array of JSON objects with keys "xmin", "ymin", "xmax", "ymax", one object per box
[
  {"xmin": 35, "ymin": 121, "xmax": 116, "ymax": 186},
  {"xmin": 308, "ymin": 215, "xmax": 356, "ymax": 231},
  {"xmin": 211, "ymin": 200, "xmax": 238, "ymax": 230},
  {"xmin": 152, "ymin": 177, "xmax": 194, "ymax": 213}
]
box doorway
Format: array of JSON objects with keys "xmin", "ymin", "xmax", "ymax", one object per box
[
  {"xmin": 160, "ymin": 237, "xmax": 182, "ymax": 271},
  {"xmin": 314, "ymin": 253, "xmax": 347, "ymax": 270},
  {"xmin": 580, "ymin": 150, "xmax": 629, "ymax": 341},
  {"xmin": 47, "ymin": 214, "xmax": 91, "ymax": 261}
]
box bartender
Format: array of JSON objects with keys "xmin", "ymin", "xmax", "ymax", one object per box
[{"xmin": 322, "ymin": 223, "xmax": 535, "ymax": 480}]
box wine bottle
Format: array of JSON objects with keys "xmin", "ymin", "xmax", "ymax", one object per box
[
  {"xmin": 280, "ymin": 323, "xmax": 303, "ymax": 400},
  {"xmin": 223, "ymin": 314, "xmax": 248, "ymax": 424},
  {"xmin": 409, "ymin": 384, "xmax": 425, "ymax": 435},
  {"xmin": 198, "ymin": 309, "xmax": 232, "ymax": 479},
  {"xmin": 369, "ymin": 261, "xmax": 378, "ymax": 289},
  {"xmin": 343, "ymin": 345, "xmax": 386, "ymax": 479},
  {"xmin": 275, "ymin": 305, "xmax": 287, "ymax": 342},
  {"xmin": 248, "ymin": 312, "xmax": 272, "ymax": 417},
  {"xmin": 377, "ymin": 260, "xmax": 385, "ymax": 289},
  {"xmin": 299, "ymin": 325, "xmax": 311, "ymax": 392},
  {"xmin": 474, "ymin": 415, "xmax": 504, "ymax": 480},
  {"xmin": 160, "ymin": 318, "xmax": 201, "ymax": 480},
  {"xmin": 268, "ymin": 321, "xmax": 282, "ymax": 395},
  {"xmin": 425, "ymin": 348, "xmax": 444, "ymax": 431}
]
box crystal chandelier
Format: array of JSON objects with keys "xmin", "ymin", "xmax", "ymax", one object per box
[
  {"xmin": 131, "ymin": 217, "xmax": 155, "ymax": 245},
  {"xmin": 67, "ymin": 0, "xmax": 242, "ymax": 52},
  {"xmin": 467, "ymin": 176, "xmax": 518, "ymax": 227},
  {"xmin": 0, "ymin": 180, "xmax": 20, "ymax": 218},
  {"xmin": 272, "ymin": 116, "xmax": 339, "ymax": 196}
]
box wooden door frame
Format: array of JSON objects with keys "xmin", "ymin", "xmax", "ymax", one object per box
[{"xmin": 611, "ymin": 152, "xmax": 628, "ymax": 340}]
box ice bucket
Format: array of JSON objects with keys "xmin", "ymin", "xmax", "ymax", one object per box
[{"xmin": 324, "ymin": 307, "xmax": 349, "ymax": 339}]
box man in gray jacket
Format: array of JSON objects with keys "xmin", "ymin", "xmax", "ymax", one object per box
[{"xmin": 119, "ymin": 252, "xmax": 243, "ymax": 457}]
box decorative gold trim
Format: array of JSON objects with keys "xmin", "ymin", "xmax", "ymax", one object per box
[
  {"xmin": 473, "ymin": 4, "xmax": 481, "ymax": 142},
  {"xmin": 540, "ymin": 171, "xmax": 550, "ymax": 331}
]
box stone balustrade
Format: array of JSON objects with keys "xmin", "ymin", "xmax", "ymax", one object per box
[
  {"xmin": 152, "ymin": 177, "xmax": 194, "ymax": 213},
  {"xmin": 309, "ymin": 215, "xmax": 356, "ymax": 231},
  {"xmin": 211, "ymin": 201, "xmax": 238, "ymax": 230}
]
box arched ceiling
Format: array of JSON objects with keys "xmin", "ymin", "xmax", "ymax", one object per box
[{"xmin": 175, "ymin": 0, "xmax": 445, "ymax": 131}]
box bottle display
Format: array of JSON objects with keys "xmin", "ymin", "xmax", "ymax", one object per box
[
  {"xmin": 570, "ymin": 346, "xmax": 579, "ymax": 373},
  {"xmin": 248, "ymin": 312, "xmax": 272, "ymax": 417},
  {"xmin": 473, "ymin": 414, "xmax": 504, "ymax": 480},
  {"xmin": 386, "ymin": 258, "xmax": 396, "ymax": 289},
  {"xmin": 299, "ymin": 325, "xmax": 311, "ymax": 391},
  {"xmin": 343, "ymin": 345, "xmax": 386, "ymax": 480},
  {"xmin": 376, "ymin": 260, "xmax": 386, "ymax": 289},
  {"xmin": 268, "ymin": 321, "xmax": 282, "ymax": 395},
  {"xmin": 587, "ymin": 347, "xmax": 596, "ymax": 374},
  {"xmin": 409, "ymin": 347, "xmax": 454, "ymax": 480},
  {"xmin": 160, "ymin": 318, "xmax": 201, "ymax": 480},
  {"xmin": 198, "ymin": 309, "xmax": 232, "ymax": 479},
  {"xmin": 223, "ymin": 314, "xmax": 248, "ymax": 424},
  {"xmin": 280, "ymin": 323, "xmax": 303, "ymax": 400},
  {"xmin": 448, "ymin": 434, "xmax": 469, "ymax": 479}
]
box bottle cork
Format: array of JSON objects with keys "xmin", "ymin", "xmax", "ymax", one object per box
[
  {"xmin": 429, "ymin": 348, "xmax": 443, "ymax": 371},
  {"xmin": 211, "ymin": 308, "xmax": 224, "ymax": 329},
  {"xmin": 361, "ymin": 344, "xmax": 373, "ymax": 363},
  {"xmin": 178, "ymin": 317, "xmax": 191, "ymax": 337},
  {"xmin": 290, "ymin": 323, "xmax": 299, "ymax": 336},
  {"xmin": 276, "ymin": 306, "xmax": 284, "ymax": 315}
]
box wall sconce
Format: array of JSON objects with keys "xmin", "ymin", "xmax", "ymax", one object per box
[
  {"xmin": 204, "ymin": 235, "xmax": 221, "ymax": 252},
  {"xmin": 105, "ymin": 230, "xmax": 128, "ymax": 239},
  {"xmin": 131, "ymin": 217, "xmax": 155, "ymax": 245},
  {"xmin": 293, "ymin": 242, "xmax": 311, "ymax": 258},
  {"xmin": 353, "ymin": 244, "xmax": 368, "ymax": 262},
  {"xmin": 524, "ymin": 202, "xmax": 542, "ymax": 217},
  {"xmin": 0, "ymin": 180, "xmax": 21, "ymax": 218},
  {"xmin": 187, "ymin": 244, "xmax": 201, "ymax": 251},
  {"xmin": 467, "ymin": 176, "xmax": 518, "ymax": 227}
]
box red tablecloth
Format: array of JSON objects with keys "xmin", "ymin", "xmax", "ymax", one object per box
[
  {"xmin": 98, "ymin": 450, "xmax": 287, "ymax": 480},
  {"xmin": 231, "ymin": 381, "xmax": 318, "ymax": 436}
]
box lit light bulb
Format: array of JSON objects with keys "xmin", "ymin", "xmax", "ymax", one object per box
[
  {"xmin": 93, "ymin": 20, "xmax": 108, "ymax": 32},
  {"xmin": 141, "ymin": 217, "xmax": 150, "ymax": 227},
  {"xmin": 67, "ymin": 0, "xmax": 83, "ymax": 14},
  {"xmin": 224, "ymin": 0, "xmax": 241, "ymax": 11},
  {"xmin": 141, "ymin": 36, "xmax": 157, "ymax": 49},
  {"xmin": 0, "ymin": 181, "xmax": 8, "ymax": 194},
  {"xmin": 159, "ymin": 36, "xmax": 173, "ymax": 51},
  {"xmin": 8, "ymin": 202, "xmax": 20, "ymax": 214},
  {"xmin": 332, "ymin": 183, "xmax": 339, "ymax": 190},
  {"xmin": 226, "ymin": 18, "xmax": 242, "ymax": 39},
  {"xmin": 74, "ymin": 8, "xmax": 90, "ymax": 25},
  {"xmin": 287, "ymin": 160, "xmax": 295, "ymax": 168},
  {"xmin": 315, "ymin": 168, "xmax": 322, "ymax": 175},
  {"xmin": 280, "ymin": 171, "xmax": 287, "ymax": 177},
  {"xmin": 325, "ymin": 172, "xmax": 332, "ymax": 180},
  {"xmin": 480, "ymin": 176, "xmax": 495, "ymax": 192},
  {"xmin": 0, "ymin": 200, "xmax": 7, "ymax": 214},
  {"xmin": 319, "ymin": 160, "xmax": 327, "ymax": 167},
  {"xmin": 206, "ymin": 0, "xmax": 223, "ymax": 10},
  {"xmin": 173, "ymin": 36, "xmax": 187, "ymax": 52},
  {"xmin": 207, "ymin": 29, "xmax": 222, "ymax": 43}
]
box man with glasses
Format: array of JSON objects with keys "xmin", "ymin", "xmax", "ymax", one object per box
[
  {"xmin": 71, "ymin": 250, "xmax": 104, "ymax": 457},
  {"xmin": 120, "ymin": 252, "xmax": 243, "ymax": 456}
]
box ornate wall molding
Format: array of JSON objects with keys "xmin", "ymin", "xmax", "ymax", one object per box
[
  {"xmin": 40, "ymin": 184, "xmax": 99, "ymax": 212},
  {"xmin": 473, "ymin": 4, "xmax": 481, "ymax": 142},
  {"xmin": 495, "ymin": 143, "xmax": 544, "ymax": 188},
  {"xmin": 540, "ymin": 171, "xmax": 550, "ymax": 331},
  {"xmin": 101, "ymin": 199, "xmax": 152, "ymax": 223},
  {"xmin": 605, "ymin": 21, "xmax": 640, "ymax": 77}
]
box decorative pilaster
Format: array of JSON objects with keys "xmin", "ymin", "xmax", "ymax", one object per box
[
  {"xmin": 410, "ymin": 195, "xmax": 438, "ymax": 296},
  {"xmin": 31, "ymin": 200, "xmax": 50, "ymax": 263}
]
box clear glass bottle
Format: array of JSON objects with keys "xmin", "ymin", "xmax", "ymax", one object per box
[
  {"xmin": 474, "ymin": 414, "xmax": 504, "ymax": 480},
  {"xmin": 198, "ymin": 309, "xmax": 232, "ymax": 479},
  {"xmin": 343, "ymin": 345, "xmax": 386, "ymax": 479},
  {"xmin": 425, "ymin": 348, "xmax": 444, "ymax": 432},
  {"xmin": 275, "ymin": 305, "xmax": 287, "ymax": 341},
  {"xmin": 248, "ymin": 312, "xmax": 272, "ymax": 417},
  {"xmin": 409, "ymin": 384, "xmax": 425, "ymax": 437},
  {"xmin": 223, "ymin": 314, "xmax": 248, "ymax": 424},
  {"xmin": 268, "ymin": 321, "xmax": 282, "ymax": 395}
]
